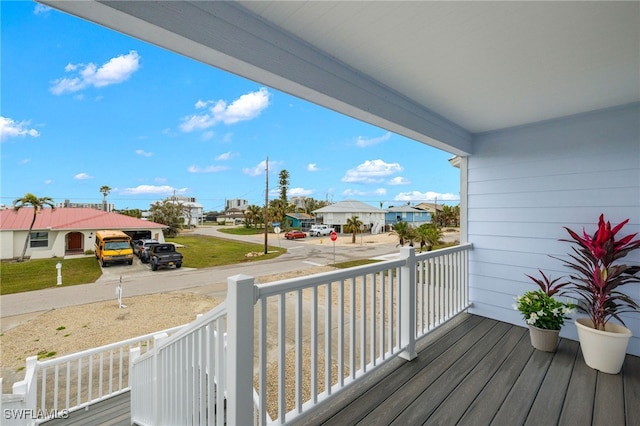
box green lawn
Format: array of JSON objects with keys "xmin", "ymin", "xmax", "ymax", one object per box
[
  {"xmin": 167, "ymin": 234, "xmax": 284, "ymax": 268},
  {"xmin": 216, "ymin": 226, "xmax": 265, "ymax": 236},
  {"xmin": 1, "ymin": 234, "xmax": 285, "ymax": 295},
  {"xmin": 1, "ymin": 257, "xmax": 102, "ymax": 295}
]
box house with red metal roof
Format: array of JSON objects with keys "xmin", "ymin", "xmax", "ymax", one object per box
[{"xmin": 0, "ymin": 207, "xmax": 166, "ymax": 260}]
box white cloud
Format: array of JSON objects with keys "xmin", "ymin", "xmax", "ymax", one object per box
[
  {"xmin": 355, "ymin": 132, "xmax": 391, "ymax": 148},
  {"xmin": 342, "ymin": 159, "xmax": 403, "ymax": 184},
  {"xmin": 201, "ymin": 131, "xmax": 215, "ymax": 141},
  {"xmin": 180, "ymin": 87, "xmax": 271, "ymax": 132},
  {"xmin": 187, "ymin": 165, "xmax": 229, "ymax": 173},
  {"xmin": 19, "ymin": 158, "xmax": 31, "ymax": 165},
  {"xmin": 120, "ymin": 185, "xmax": 188, "ymax": 195},
  {"xmin": 342, "ymin": 188, "xmax": 387, "ymax": 197},
  {"xmin": 154, "ymin": 177, "xmax": 168, "ymax": 183},
  {"xmin": 135, "ymin": 149, "xmax": 153, "ymax": 157},
  {"xmin": 307, "ymin": 163, "xmax": 319, "ymax": 172},
  {"xmin": 0, "ymin": 116, "xmax": 40, "ymax": 141},
  {"xmin": 289, "ymin": 187, "xmax": 314, "ymax": 197},
  {"xmin": 215, "ymin": 151, "xmax": 236, "ymax": 161},
  {"xmin": 393, "ymin": 191, "xmax": 459, "ymax": 202},
  {"xmin": 242, "ymin": 160, "xmax": 268, "ymax": 177},
  {"xmin": 44, "ymin": 179, "xmax": 53, "ymax": 185},
  {"xmin": 50, "ymin": 51, "xmax": 141, "ymax": 95},
  {"xmin": 388, "ymin": 176, "xmax": 410, "ymax": 185},
  {"xmin": 74, "ymin": 172, "xmax": 94, "ymax": 180},
  {"xmin": 34, "ymin": 4, "xmax": 51, "ymax": 15}
]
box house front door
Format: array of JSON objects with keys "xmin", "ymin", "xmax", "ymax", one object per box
[{"xmin": 66, "ymin": 232, "xmax": 83, "ymax": 253}]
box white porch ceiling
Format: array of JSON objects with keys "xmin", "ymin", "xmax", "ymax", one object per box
[{"xmin": 41, "ymin": 1, "xmax": 639, "ymax": 155}]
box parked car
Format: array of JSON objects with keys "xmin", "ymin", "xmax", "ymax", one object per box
[
  {"xmin": 284, "ymin": 230, "xmax": 307, "ymax": 240},
  {"xmin": 134, "ymin": 239, "xmax": 159, "ymax": 262},
  {"xmin": 148, "ymin": 243, "xmax": 183, "ymax": 271},
  {"xmin": 309, "ymin": 224, "xmax": 333, "ymax": 237}
]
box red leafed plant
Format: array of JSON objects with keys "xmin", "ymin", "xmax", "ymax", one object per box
[{"xmin": 558, "ymin": 214, "xmax": 640, "ymax": 330}]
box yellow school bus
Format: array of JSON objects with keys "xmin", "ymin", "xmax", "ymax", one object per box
[{"xmin": 94, "ymin": 230, "xmax": 134, "ymax": 267}]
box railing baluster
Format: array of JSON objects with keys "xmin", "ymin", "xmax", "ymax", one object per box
[
  {"xmin": 258, "ymin": 298, "xmax": 267, "ymax": 426},
  {"xmin": 311, "ymin": 286, "xmax": 318, "ymax": 404},
  {"xmin": 370, "ymin": 273, "xmax": 376, "ymax": 366},
  {"xmin": 380, "ymin": 271, "xmax": 386, "ymax": 359},
  {"xmin": 53, "ymin": 365, "xmax": 59, "ymax": 411},
  {"xmin": 295, "ymin": 289, "xmax": 302, "ymax": 413},
  {"xmin": 325, "ymin": 282, "xmax": 332, "ymax": 395},
  {"xmin": 278, "ymin": 293, "xmax": 286, "ymax": 424},
  {"xmin": 349, "ymin": 277, "xmax": 356, "ymax": 381},
  {"xmin": 338, "ymin": 279, "xmax": 345, "ymax": 387},
  {"xmin": 65, "ymin": 361, "xmax": 70, "ymax": 410}
]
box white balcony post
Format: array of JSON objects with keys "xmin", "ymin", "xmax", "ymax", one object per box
[
  {"xmin": 399, "ymin": 247, "xmax": 417, "ymax": 361},
  {"xmin": 226, "ymin": 274, "xmax": 256, "ymax": 426}
]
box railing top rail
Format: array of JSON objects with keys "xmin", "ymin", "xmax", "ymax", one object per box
[
  {"xmin": 256, "ymin": 257, "xmax": 406, "ymax": 298},
  {"xmin": 414, "ymin": 242, "xmax": 472, "ymax": 260},
  {"xmin": 36, "ymin": 323, "xmax": 187, "ymax": 368},
  {"xmin": 256, "ymin": 243, "xmax": 473, "ymax": 299}
]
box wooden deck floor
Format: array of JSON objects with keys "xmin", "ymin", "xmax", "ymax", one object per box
[{"xmin": 44, "ymin": 314, "xmax": 639, "ymax": 425}]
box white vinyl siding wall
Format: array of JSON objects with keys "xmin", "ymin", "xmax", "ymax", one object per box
[{"xmin": 466, "ymin": 104, "xmax": 640, "ymax": 356}]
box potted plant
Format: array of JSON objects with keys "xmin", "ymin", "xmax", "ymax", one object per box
[
  {"xmin": 514, "ymin": 270, "xmax": 575, "ymax": 352},
  {"xmin": 559, "ymin": 214, "xmax": 640, "ymax": 374}
]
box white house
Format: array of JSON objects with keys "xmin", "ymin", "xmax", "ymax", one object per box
[
  {"xmin": 165, "ymin": 196, "xmax": 204, "ymax": 227},
  {"xmin": 0, "ymin": 208, "xmax": 166, "ymax": 260},
  {"xmin": 313, "ymin": 200, "xmax": 386, "ymax": 234}
]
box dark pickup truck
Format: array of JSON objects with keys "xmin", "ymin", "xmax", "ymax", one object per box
[{"xmin": 148, "ymin": 243, "xmax": 184, "ymax": 271}]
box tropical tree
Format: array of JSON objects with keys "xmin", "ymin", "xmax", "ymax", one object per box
[
  {"xmin": 117, "ymin": 208, "xmax": 142, "ymax": 218},
  {"xmin": 244, "ymin": 204, "xmax": 262, "ymax": 228},
  {"xmin": 149, "ymin": 199, "xmax": 183, "ymax": 237},
  {"xmin": 278, "ymin": 169, "xmax": 290, "ymax": 205},
  {"xmin": 390, "ymin": 221, "xmax": 415, "ymax": 247},
  {"xmin": 344, "ymin": 215, "xmax": 363, "ymax": 243},
  {"xmin": 99, "ymin": 185, "xmax": 112, "ymax": 211},
  {"xmin": 415, "ymin": 223, "xmax": 443, "ymax": 252},
  {"xmin": 269, "ymin": 199, "xmax": 287, "ymax": 229},
  {"xmin": 13, "ymin": 193, "xmax": 56, "ymax": 261}
]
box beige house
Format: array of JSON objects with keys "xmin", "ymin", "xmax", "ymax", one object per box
[{"xmin": 0, "ymin": 208, "xmax": 166, "ymax": 260}]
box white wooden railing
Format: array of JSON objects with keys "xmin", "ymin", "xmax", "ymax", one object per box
[
  {"xmin": 1, "ymin": 324, "xmax": 186, "ymax": 426},
  {"xmin": 130, "ymin": 244, "xmax": 471, "ymax": 425}
]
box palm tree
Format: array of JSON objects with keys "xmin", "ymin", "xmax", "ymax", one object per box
[
  {"xmin": 244, "ymin": 204, "xmax": 262, "ymax": 228},
  {"xmin": 99, "ymin": 185, "xmax": 112, "ymax": 211},
  {"xmin": 415, "ymin": 223, "xmax": 443, "ymax": 252},
  {"xmin": 278, "ymin": 169, "xmax": 290, "ymax": 205},
  {"xmin": 13, "ymin": 193, "xmax": 56, "ymax": 261},
  {"xmin": 344, "ymin": 215, "xmax": 363, "ymax": 243},
  {"xmin": 390, "ymin": 221, "xmax": 414, "ymax": 247}
]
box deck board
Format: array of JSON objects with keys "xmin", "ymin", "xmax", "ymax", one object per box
[
  {"xmin": 427, "ymin": 325, "xmax": 526, "ymax": 425},
  {"xmin": 40, "ymin": 315, "xmax": 638, "ymax": 426},
  {"xmin": 623, "ymin": 355, "xmax": 640, "ymax": 425},
  {"xmin": 525, "ymin": 339, "xmax": 579, "ymax": 426}
]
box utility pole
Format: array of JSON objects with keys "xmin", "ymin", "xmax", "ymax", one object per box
[{"xmin": 264, "ymin": 157, "xmax": 269, "ymax": 254}]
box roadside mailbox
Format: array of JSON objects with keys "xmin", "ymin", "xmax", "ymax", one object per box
[{"xmin": 56, "ymin": 262, "xmax": 62, "ymax": 286}]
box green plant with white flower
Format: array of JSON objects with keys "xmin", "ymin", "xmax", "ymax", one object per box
[{"xmin": 514, "ymin": 290, "xmax": 575, "ymax": 330}]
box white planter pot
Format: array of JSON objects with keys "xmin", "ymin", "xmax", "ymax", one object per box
[
  {"xmin": 575, "ymin": 318, "xmax": 632, "ymax": 374},
  {"xmin": 528, "ymin": 325, "xmax": 560, "ymax": 352}
]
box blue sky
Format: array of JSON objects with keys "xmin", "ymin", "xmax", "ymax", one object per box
[{"xmin": 1, "ymin": 2, "xmax": 460, "ymax": 212}]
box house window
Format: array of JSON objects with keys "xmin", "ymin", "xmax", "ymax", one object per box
[{"xmin": 30, "ymin": 232, "xmax": 48, "ymax": 248}]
